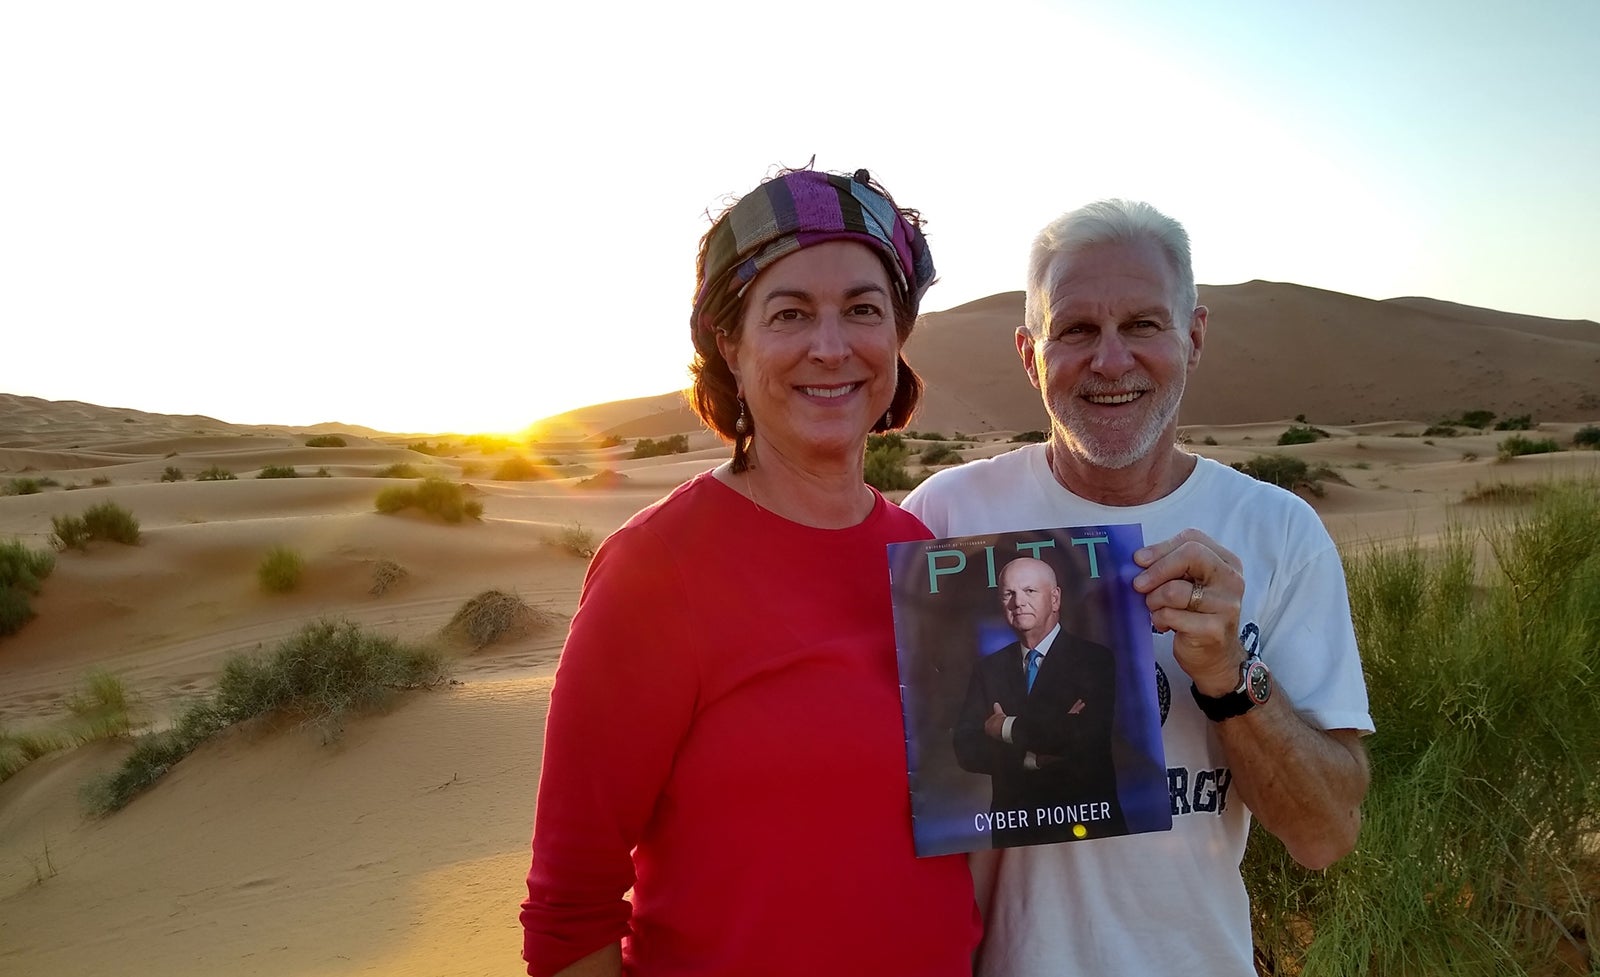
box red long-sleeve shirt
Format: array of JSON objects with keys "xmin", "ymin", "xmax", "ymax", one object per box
[{"xmin": 521, "ymin": 473, "xmax": 979, "ymax": 976}]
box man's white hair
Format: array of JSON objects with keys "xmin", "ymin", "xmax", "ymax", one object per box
[{"xmin": 1023, "ymin": 199, "xmax": 1197, "ymax": 336}]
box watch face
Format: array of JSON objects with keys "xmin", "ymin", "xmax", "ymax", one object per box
[{"xmin": 1245, "ymin": 661, "xmax": 1272, "ymax": 704}]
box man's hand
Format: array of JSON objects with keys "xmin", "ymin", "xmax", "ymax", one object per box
[
  {"xmin": 1133, "ymin": 528, "xmax": 1247, "ymax": 693},
  {"xmin": 983, "ymin": 702, "xmax": 1008, "ymax": 740}
]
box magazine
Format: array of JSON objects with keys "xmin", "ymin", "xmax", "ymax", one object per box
[{"xmin": 888, "ymin": 524, "xmax": 1172, "ymax": 856}]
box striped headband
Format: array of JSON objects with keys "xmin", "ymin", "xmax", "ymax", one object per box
[{"xmin": 692, "ymin": 169, "xmax": 935, "ymax": 342}]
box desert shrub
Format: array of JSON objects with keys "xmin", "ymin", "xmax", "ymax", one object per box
[
  {"xmin": 315, "ymin": 466, "xmax": 331, "ymax": 477},
  {"xmin": 865, "ymin": 440, "xmax": 917, "ymax": 491},
  {"xmin": 81, "ymin": 501, "xmax": 140, "ymax": 544},
  {"xmin": 373, "ymin": 477, "xmax": 481, "ymax": 522},
  {"xmin": 493, "ymin": 456, "xmax": 552, "ymax": 481},
  {"xmin": 257, "ymin": 546, "xmax": 305, "ymax": 593},
  {"xmin": 160, "ymin": 466, "xmax": 184, "ymax": 482},
  {"xmin": 1497, "ymin": 435, "xmax": 1562, "ymax": 461},
  {"xmin": 912, "ymin": 430, "xmax": 948, "ymax": 441},
  {"xmin": 1421, "ymin": 424, "xmax": 1459, "ymax": 437},
  {"xmin": 550, "ymin": 522, "xmax": 597, "ymax": 558},
  {"xmin": 1010, "ymin": 430, "xmax": 1049, "ymax": 443},
  {"xmin": 597, "ymin": 434, "xmax": 625, "ymax": 448},
  {"xmin": 407, "ymin": 441, "xmax": 451, "ymax": 455},
  {"xmin": 305, "ymin": 435, "xmax": 346, "ymax": 447},
  {"xmin": 50, "ymin": 514, "xmax": 90, "ymax": 551},
  {"xmin": 369, "ymin": 559, "xmax": 407, "ymax": 596},
  {"xmin": 257, "ymin": 465, "xmax": 299, "ymax": 479},
  {"xmin": 90, "ymin": 476, "xmax": 111, "ymax": 487},
  {"xmin": 920, "ymin": 445, "xmax": 963, "ymax": 466},
  {"xmin": 1494, "ymin": 414, "xmax": 1534, "ymax": 431},
  {"xmin": 1232, "ymin": 454, "xmax": 1311, "ymax": 491},
  {"xmin": 1245, "ymin": 479, "xmax": 1600, "ymax": 974},
  {"xmin": 83, "ymin": 619, "xmax": 447, "ymax": 812},
  {"xmin": 0, "ymin": 540, "xmax": 55, "ymax": 636},
  {"xmin": 1573, "ymin": 426, "xmax": 1600, "ymax": 449},
  {"xmin": 1277, "ymin": 424, "xmax": 1323, "ymax": 446},
  {"xmin": 866, "ymin": 432, "xmax": 905, "ymax": 452},
  {"xmin": 4, "ymin": 478, "xmax": 46, "ymax": 496},
  {"xmin": 1202, "ymin": 436, "xmax": 1219, "ymax": 446},
  {"xmin": 458, "ymin": 461, "xmax": 485, "ymax": 477},
  {"xmin": 1450, "ymin": 409, "xmax": 1496, "ymax": 429},
  {"xmin": 0, "ymin": 586, "xmax": 34, "ymax": 635},
  {"xmin": 446, "ymin": 589, "xmax": 559, "ymax": 648},
  {"xmin": 195, "ymin": 465, "xmax": 236, "ymax": 481},
  {"xmin": 374, "ymin": 462, "xmax": 422, "ymax": 479},
  {"xmin": 630, "ymin": 434, "xmax": 690, "ymax": 459}
]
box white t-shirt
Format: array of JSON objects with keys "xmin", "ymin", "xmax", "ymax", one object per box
[{"xmin": 902, "ymin": 445, "xmax": 1373, "ymax": 977}]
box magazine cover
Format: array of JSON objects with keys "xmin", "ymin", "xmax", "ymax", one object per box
[{"xmin": 889, "ymin": 524, "xmax": 1171, "ymax": 856}]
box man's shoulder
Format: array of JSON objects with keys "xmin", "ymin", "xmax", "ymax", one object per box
[
  {"xmin": 1191, "ymin": 456, "xmax": 1327, "ymax": 527},
  {"xmin": 905, "ymin": 444, "xmax": 1041, "ymax": 509}
]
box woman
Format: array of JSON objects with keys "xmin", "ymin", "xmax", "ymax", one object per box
[{"xmin": 520, "ymin": 168, "xmax": 980, "ymax": 977}]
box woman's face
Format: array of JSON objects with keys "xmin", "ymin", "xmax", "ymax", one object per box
[{"xmin": 718, "ymin": 240, "xmax": 900, "ymax": 472}]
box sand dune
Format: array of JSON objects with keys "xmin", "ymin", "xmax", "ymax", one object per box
[{"xmin": 1, "ymin": 280, "xmax": 1598, "ymax": 976}]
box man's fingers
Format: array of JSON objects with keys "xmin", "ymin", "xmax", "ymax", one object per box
[{"xmin": 991, "ymin": 702, "xmax": 1005, "ymax": 716}]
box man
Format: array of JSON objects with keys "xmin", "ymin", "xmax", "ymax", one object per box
[
  {"xmin": 953, "ymin": 557, "xmax": 1124, "ymax": 847},
  {"xmin": 902, "ymin": 199, "xmax": 1372, "ymax": 976}
]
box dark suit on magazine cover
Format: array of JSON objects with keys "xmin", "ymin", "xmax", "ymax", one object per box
[{"xmin": 953, "ymin": 632, "xmax": 1126, "ymax": 846}]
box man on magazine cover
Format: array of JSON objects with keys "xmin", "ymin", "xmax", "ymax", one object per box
[
  {"xmin": 953, "ymin": 557, "xmax": 1124, "ymax": 846},
  {"xmin": 901, "ymin": 199, "xmax": 1372, "ymax": 977}
]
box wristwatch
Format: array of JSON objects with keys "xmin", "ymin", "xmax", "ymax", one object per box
[{"xmin": 1190, "ymin": 652, "xmax": 1271, "ymax": 722}]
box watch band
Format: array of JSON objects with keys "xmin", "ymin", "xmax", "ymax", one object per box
[{"xmin": 1190, "ymin": 655, "xmax": 1271, "ymax": 722}]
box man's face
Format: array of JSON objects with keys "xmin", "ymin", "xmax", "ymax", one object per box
[
  {"xmin": 999, "ymin": 561, "xmax": 1061, "ymax": 639},
  {"xmin": 1017, "ymin": 237, "xmax": 1206, "ymax": 470}
]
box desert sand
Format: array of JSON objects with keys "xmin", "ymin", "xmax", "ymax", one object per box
[{"xmin": 1, "ymin": 282, "xmax": 1597, "ymax": 975}]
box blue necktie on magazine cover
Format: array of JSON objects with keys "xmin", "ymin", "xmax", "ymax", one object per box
[{"xmin": 1025, "ymin": 649, "xmax": 1040, "ymax": 692}]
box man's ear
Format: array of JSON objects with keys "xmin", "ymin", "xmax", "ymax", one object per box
[
  {"xmin": 1186, "ymin": 306, "xmax": 1208, "ymax": 369},
  {"xmin": 1016, "ymin": 327, "xmax": 1042, "ymax": 390}
]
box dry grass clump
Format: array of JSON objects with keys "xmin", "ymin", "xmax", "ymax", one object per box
[
  {"xmin": 445, "ymin": 589, "xmax": 559, "ymax": 649},
  {"xmin": 549, "ymin": 521, "xmax": 597, "ymax": 558},
  {"xmin": 576, "ymin": 469, "xmax": 629, "ymax": 490},
  {"xmin": 369, "ymin": 558, "xmax": 408, "ymax": 596},
  {"xmin": 1461, "ymin": 481, "xmax": 1548, "ymax": 505}
]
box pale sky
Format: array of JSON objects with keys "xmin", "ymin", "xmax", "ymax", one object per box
[{"xmin": 3, "ymin": 0, "xmax": 1596, "ymax": 434}]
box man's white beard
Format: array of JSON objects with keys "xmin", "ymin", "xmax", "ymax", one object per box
[{"xmin": 1047, "ymin": 375, "xmax": 1185, "ymax": 471}]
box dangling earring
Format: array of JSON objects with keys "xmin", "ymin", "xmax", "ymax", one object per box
[
  {"xmin": 735, "ymin": 398, "xmax": 749, "ymax": 435},
  {"xmin": 883, "ymin": 409, "xmax": 893, "ymax": 429}
]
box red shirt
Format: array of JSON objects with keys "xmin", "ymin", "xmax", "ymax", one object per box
[{"xmin": 521, "ymin": 473, "xmax": 980, "ymax": 976}]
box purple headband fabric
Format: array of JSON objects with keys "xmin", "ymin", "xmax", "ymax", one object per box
[{"xmin": 692, "ymin": 169, "xmax": 935, "ymax": 342}]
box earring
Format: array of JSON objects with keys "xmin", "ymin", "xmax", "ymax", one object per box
[
  {"xmin": 735, "ymin": 398, "xmax": 749, "ymax": 435},
  {"xmin": 883, "ymin": 409, "xmax": 893, "ymax": 428}
]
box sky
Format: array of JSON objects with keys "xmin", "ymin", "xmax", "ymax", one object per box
[{"xmin": 3, "ymin": 0, "xmax": 1597, "ymax": 435}]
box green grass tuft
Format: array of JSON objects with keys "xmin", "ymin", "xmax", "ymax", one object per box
[
  {"xmin": 374, "ymin": 462, "xmax": 423, "ymax": 479},
  {"xmin": 1244, "ymin": 478, "xmax": 1600, "ymax": 973},
  {"xmin": 257, "ymin": 546, "xmax": 305, "ymax": 592},
  {"xmin": 83, "ymin": 619, "xmax": 447, "ymax": 812},
  {"xmin": 257, "ymin": 465, "xmax": 299, "ymax": 479},
  {"xmin": 373, "ymin": 477, "xmax": 482, "ymax": 522},
  {"xmin": 1497, "ymin": 435, "xmax": 1562, "ymax": 461}
]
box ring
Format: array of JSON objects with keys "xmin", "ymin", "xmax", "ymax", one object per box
[{"xmin": 1187, "ymin": 583, "xmax": 1205, "ymax": 612}]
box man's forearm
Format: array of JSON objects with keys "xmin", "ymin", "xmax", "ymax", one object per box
[{"xmin": 1214, "ymin": 692, "xmax": 1369, "ymax": 870}]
